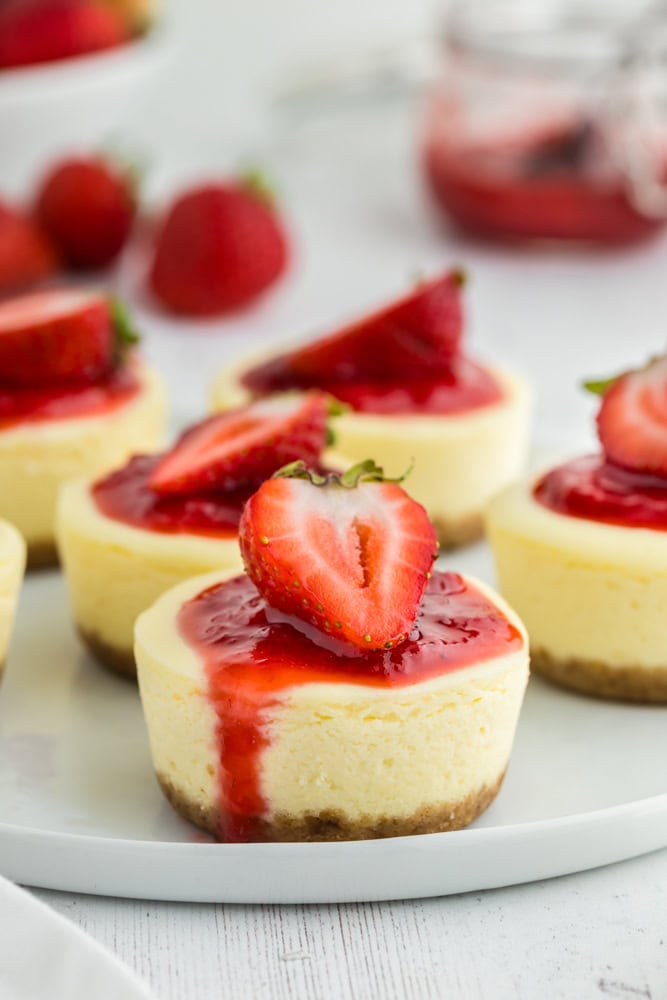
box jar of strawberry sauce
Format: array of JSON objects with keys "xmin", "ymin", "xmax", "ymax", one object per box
[{"xmin": 422, "ymin": 0, "xmax": 667, "ymax": 245}]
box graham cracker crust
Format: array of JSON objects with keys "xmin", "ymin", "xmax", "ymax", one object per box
[
  {"xmin": 26, "ymin": 540, "xmax": 59, "ymax": 571},
  {"xmin": 157, "ymin": 771, "xmax": 505, "ymax": 843},
  {"xmin": 77, "ymin": 624, "xmax": 137, "ymax": 680},
  {"xmin": 532, "ymin": 648, "xmax": 667, "ymax": 704},
  {"xmin": 431, "ymin": 513, "xmax": 484, "ymax": 551}
]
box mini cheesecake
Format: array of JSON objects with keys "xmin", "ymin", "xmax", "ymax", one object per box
[
  {"xmin": 57, "ymin": 393, "xmax": 334, "ymax": 677},
  {"xmin": 0, "ymin": 520, "xmax": 26, "ymax": 677},
  {"xmin": 136, "ymin": 459, "xmax": 529, "ymax": 842},
  {"xmin": 211, "ymin": 272, "xmax": 531, "ymax": 548},
  {"xmin": 0, "ymin": 289, "xmax": 166, "ymax": 567},
  {"xmin": 135, "ymin": 567, "xmax": 529, "ymax": 842},
  {"xmin": 487, "ymin": 356, "xmax": 667, "ymax": 702}
]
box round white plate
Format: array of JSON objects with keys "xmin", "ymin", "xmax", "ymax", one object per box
[{"xmin": 1, "ymin": 541, "xmax": 666, "ymax": 904}]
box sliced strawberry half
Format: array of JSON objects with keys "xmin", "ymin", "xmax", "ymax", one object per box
[
  {"xmin": 285, "ymin": 269, "xmax": 465, "ymax": 382},
  {"xmin": 0, "ymin": 288, "xmax": 137, "ymax": 387},
  {"xmin": 239, "ymin": 460, "xmax": 438, "ymax": 652},
  {"xmin": 597, "ymin": 356, "xmax": 667, "ymax": 477},
  {"xmin": 149, "ymin": 392, "xmax": 332, "ymax": 496}
]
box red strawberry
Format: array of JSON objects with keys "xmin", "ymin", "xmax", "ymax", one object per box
[
  {"xmin": 0, "ymin": 202, "xmax": 58, "ymax": 294},
  {"xmin": 597, "ymin": 356, "xmax": 667, "ymax": 477},
  {"xmin": 0, "ymin": 288, "xmax": 138, "ymax": 386},
  {"xmin": 283, "ymin": 270, "xmax": 465, "ymax": 382},
  {"xmin": 0, "ymin": 0, "xmax": 130, "ymax": 70},
  {"xmin": 150, "ymin": 392, "xmax": 331, "ymax": 496},
  {"xmin": 148, "ymin": 176, "xmax": 289, "ymax": 316},
  {"xmin": 35, "ymin": 156, "xmax": 136, "ymax": 269},
  {"xmin": 239, "ymin": 460, "xmax": 438, "ymax": 652}
]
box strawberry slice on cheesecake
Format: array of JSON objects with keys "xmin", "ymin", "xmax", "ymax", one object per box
[
  {"xmin": 135, "ymin": 459, "xmax": 529, "ymax": 842},
  {"xmin": 0, "ymin": 287, "xmax": 165, "ymax": 567}
]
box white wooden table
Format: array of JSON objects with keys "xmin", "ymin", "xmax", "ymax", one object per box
[
  {"xmin": 32, "ymin": 849, "xmax": 667, "ymax": 999},
  {"xmin": 18, "ymin": 10, "xmax": 667, "ymax": 993}
]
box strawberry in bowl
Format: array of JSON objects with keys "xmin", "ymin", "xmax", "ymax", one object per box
[
  {"xmin": 134, "ymin": 460, "xmax": 529, "ymax": 842},
  {"xmin": 487, "ymin": 355, "xmax": 667, "ymax": 702},
  {"xmin": 57, "ymin": 391, "xmax": 340, "ymax": 676},
  {"xmin": 0, "ymin": 286, "xmax": 166, "ymax": 567},
  {"xmin": 211, "ymin": 270, "xmax": 531, "ymax": 548}
]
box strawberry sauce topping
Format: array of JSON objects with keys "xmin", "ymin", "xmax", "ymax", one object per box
[
  {"xmin": 92, "ymin": 455, "xmax": 249, "ymax": 537},
  {"xmin": 534, "ymin": 455, "xmax": 667, "ymax": 530},
  {"xmin": 240, "ymin": 271, "xmax": 504, "ymax": 415},
  {"xmin": 177, "ymin": 570, "xmax": 523, "ymax": 842},
  {"xmin": 0, "ymin": 362, "xmax": 141, "ymax": 429},
  {"xmin": 242, "ymin": 353, "xmax": 502, "ymax": 415}
]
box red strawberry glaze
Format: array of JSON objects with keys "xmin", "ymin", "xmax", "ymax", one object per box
[
  {"xmin": 177, "ymin": 570, "xmax": 523, "ymax": 842},
  {"xmin": 92, "ymin": 455, "xmax": 249, "ymax": 537},
  {"xmin": 0, "ymin": 362, "xmax": 141, "ymax": 430},
  {"xmin": 534, "ymin": 455, "xmax": 667, "ymax": 530},
  {"xmin": 241, "ymin": 354, "xmax": 503, "ymax": 415}
]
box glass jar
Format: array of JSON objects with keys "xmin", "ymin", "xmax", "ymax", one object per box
[{"xmin": 422, "ymin": 0, "xmax": 667, "ymax": 244}]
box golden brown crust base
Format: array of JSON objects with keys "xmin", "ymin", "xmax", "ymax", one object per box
[
  {"xmin": 432, "ymin": 513, "xmax": 484, "ymax": 551},
  {"xmin": 26, "ymin": 540, "xmax": 59, "ymax": 571},
  {"xmin": 77, "ymin": 625, "xmax": 137, "ymax": 680},
  {"xmin": 157, "ymin": 771, "xmax": 505, "ymax": 842},
  {"xmin": 532, "ymin": 648, "xmax": 667, "ymax": 704}
]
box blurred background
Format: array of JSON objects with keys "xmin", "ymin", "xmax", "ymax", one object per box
[{"xmin": 2, "ymin": 0, "xmax": 667, "ymax": 447}]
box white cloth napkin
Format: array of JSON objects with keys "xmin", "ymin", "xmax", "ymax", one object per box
[{"xmin": 0, "ymin": 875, "xmax": 156, "ymax": 1000}]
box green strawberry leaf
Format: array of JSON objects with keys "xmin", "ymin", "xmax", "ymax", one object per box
[
  {"xmin": 582, "ymin": 375, "xmax": 620, "ymax": 396},
  {"xmin": 110, "ymin": 297, "xmax": 141, "ymax": 366},
  {"xmin": 274, "ymin": 458, "xmax": 414, "ymax": 488}
]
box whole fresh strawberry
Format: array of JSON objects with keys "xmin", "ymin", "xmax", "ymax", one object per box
[
  {"xmin": 150, "ymin": 392, "xmax": 333, "ymax": 495},
  {"xmin": 35, "ymin": 156, "xmax": 136, "ymax": 269},
  {"xmin": 286, "ymin": 270, "xmax": 465, "ymax": 382},
  {"xmin": 0, "ymin": 288, "xmax": 139, "ymax": 386},
  {"xmin": 0, "ymin": 201, "xmax": 58, "ymax": 294},
  {"xmin": 149, "ymin": 175, "xmax": 289, "ymax": 316},
  {"xmin": 239, "ymin": 460, "xmax": 438, "ymax": 651},
  {"xmin": 590, "ymin": 356, "xmax": 667, "ymax": 477},
  {"xmin": 0, "ymin": 0, "xmax": 130, "ymax": 69}
]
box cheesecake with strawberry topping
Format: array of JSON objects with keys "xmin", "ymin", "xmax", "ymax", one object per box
[
  {"xmin": 0, "ymin": 288, "xmax": 166, "ymax": 567},
  {"xmin": 57, "ymin": 392, "xmax": 335, "ymax": 677},
  {"xmin": 135, "ymin": 461, "xmax": 529, "ymax": 842},
  {"xmin": 487, "ymin": 356, "xmax": 667, "ymax": 701},
  {"xmin": 0, "ymin": 519, "xmax": 25, "ymax": 678},
  {"xmin": 211, "ymin": 271, "xmax": 531, "ymax": 547}
]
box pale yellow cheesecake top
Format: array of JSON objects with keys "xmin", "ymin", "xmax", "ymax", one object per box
[{"xmin": 487, "ymin": 474, "xmax": 667, "ymax": 571}]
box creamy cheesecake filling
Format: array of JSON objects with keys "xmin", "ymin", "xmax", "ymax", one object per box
[
  {"xmin": 135, "ymin": 568, "xmax": 529, "ymax": 843},
  {"xmin": 0, "ymin": 364, "xmax": 166, "ymax": 558},
  {"xmin": 57, "ymin": 480, "xmax": 243, "ymax": 675},
  {"xmin": 487, "ymin": 478, "xmax": 667, "ymax": 694},
  {"xmin": 0, "ymin": 521, "xmax": 26, "ymax": 674}
]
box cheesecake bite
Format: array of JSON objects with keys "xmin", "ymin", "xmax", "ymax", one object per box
[
  {"xmin": 58, "ymin": 392, "xmax": 335, "ymax": 677},
  {"xmin": 487, "ymin": 356, "xmax": 667, "ymax": 701},
  {"xmin": 0, "ymin": 519, "xmax": 26, "ymax": 677},
  {"xmin": 211, "ymin": 271, "xmax": 531, "ymax": 548},
  {"xmin": 135, "ymin": 461, "xmax": 529, "ymax": 842},
  {"xmin": 0, "ymin": 288, "xmax": 166, "ymax": 567}
]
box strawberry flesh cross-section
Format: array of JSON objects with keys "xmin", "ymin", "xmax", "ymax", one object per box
[{"xmin": 239, "ymin": 461, "xmax": 439, "ymax": 652}]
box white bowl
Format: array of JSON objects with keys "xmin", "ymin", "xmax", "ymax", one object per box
[{"xmin": 0, "ymin": 30, "xmax": 172, "ymax": 197}]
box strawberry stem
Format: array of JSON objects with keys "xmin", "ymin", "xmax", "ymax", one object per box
[{"xmin": 240, "ymin": 168, "xmax": 275, "ymax": 205}]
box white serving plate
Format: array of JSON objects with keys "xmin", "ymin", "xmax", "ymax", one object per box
[{"xmin": 1, "ymin": 539, "xmax": 666, "ymax": 904}]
